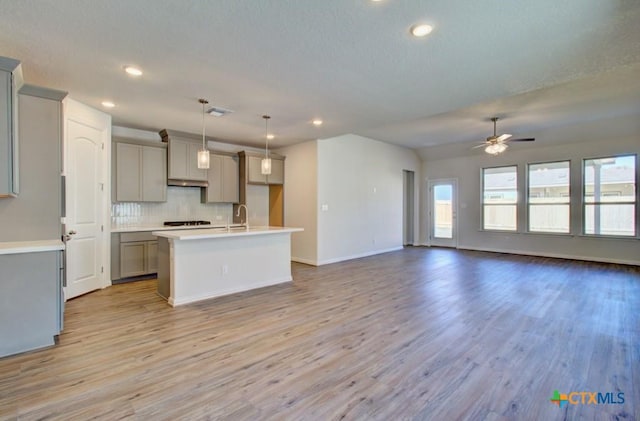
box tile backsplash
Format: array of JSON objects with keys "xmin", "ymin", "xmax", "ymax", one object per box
[{"xmin": 111, "ymin": 187, "xmax": 233, "ymax": 227}]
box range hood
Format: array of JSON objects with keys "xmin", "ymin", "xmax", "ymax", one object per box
[
  {"xmin": 167, "ymin": 179, "xmax": 208, "ymax": 188},
  {"xmin": 160, "ymin": 129, "xmax": 209, "ymax": 188}
]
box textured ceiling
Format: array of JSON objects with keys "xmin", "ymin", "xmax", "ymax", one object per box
[{"xmin": 1, "ymin": 0, "xmax": 639, "ymax": 150}]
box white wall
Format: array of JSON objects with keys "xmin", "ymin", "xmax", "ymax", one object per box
[
  {"xmin": 421, "ymin": 114, "xmax": 640, "ymax": 265},
  {"xmin": 278, "ymin": 140, "xmax": 318, "ymax": 264},
  {"xmin": 317, "ymin": 134, "xmax": 421, "ymax": 265}
]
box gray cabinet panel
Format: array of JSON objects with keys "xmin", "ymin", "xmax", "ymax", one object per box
[
  {"xmin": 268, "ymin": 158, "xmax": 285, "ymax": 185},
  {"xmin": 168, "ymin": 138, "xmax": 189, "ymax": 180},
  {"xmin": 0, "ymin": 57, "xmax": 22, "ymax": 198},
  {"xmin": 120, "ymin": 242, "xmax": 147, "ymax": 278},
  {"xmin": 115, "ymin": 143, "xmax": 142, "ymax": 201},
  {"xmin": 246, "ymin": 154, "xmax": 284, "ymax": 185},
  {"xmin": 223, "ymin": 155, "xmax": 240, "ymax": 203},
  {"xmin": 167, "ymin": 137, "xmax": 207, "ymax": 182},
  {"xmin": 203, "ymin": 153, "xmax": 239, "ymax": 203},
  {"xmin": 116, "ymin": 232, "xmax": 158, "ymax": 280},
  {"xmin": 142, "ymin": 146, "xmax": 167, "ymax": 201},
  {"xmin": 247, "ymin": 155, "xmax": 267, "ymax": 184},
  {"xmin": 114, "ymin": 141, "xmax": 166, "ymax": 202},
  {"xmin": 0, "ymin": 251, "xmax": 62, "ymax": 358},
  {"xmin": 204, "ymin": 154, "xmax": 223, "ymax": 202},
  {"xmin": 147, "ymin": 241, "xmax": 158, "ymax": 273}
]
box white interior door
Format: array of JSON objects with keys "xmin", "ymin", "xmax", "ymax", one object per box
[
  {"xmin": 64, "ymin": 99, "xmax": 111, "ymax": 299},
  {"xmin": 428, "ymin": 179, "xmax": 458, "ymax": 248}
]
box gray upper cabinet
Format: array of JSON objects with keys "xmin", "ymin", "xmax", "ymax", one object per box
[
  {"xmin": 0, "ymin": 57, "xmax": 24, "ymax": 198},
  {"xmin": 160, "ymin": 130, "xmax": 208, "ymax": 183},
  {"xmin": 268, "ymin": 158, "xmax": 285, "ymax": 185},
  {"xmin": 114, "ymin": 140, "xmax": 167, "ymax": 202},
  {"xmin": 202, "ymin": 153, "xmax": 239, "ymax": 203},
  {"xmin": 242, "ymin": 152, "xmax": 285, "ymax": 185},
  {"xmin": 142, "ymin": 146, "xmax": 167, "ymax": 201},
  {"xmin": 247, "ymin": 155, "xmax": 267, "ymax": 184}
]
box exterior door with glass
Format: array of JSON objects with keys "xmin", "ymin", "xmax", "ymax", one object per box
[{"xmin": 429, "ymin": 179, "xmax": 457, "ymax": 247}]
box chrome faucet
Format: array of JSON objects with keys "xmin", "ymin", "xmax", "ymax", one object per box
[{"xmin": 236, "ymin": 204, "xmax": 249, "ymax": 229}]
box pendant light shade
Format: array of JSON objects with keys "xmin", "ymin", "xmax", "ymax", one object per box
[
  {"xmin": 197, "ymin": 98, "xmax": 210, "ymax": 169},
  {"xmin": 261, "ymin": 115, "xmax": 272, "ymax": 175}
]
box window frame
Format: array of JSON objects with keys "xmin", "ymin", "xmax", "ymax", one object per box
[
  {"xmin": 482, "ymin": 165, "xmax": 518, "ymax": 232},
  {"xmin": 526, "ymin": 160, "xmax": 571, "ymax": 234},
  {"xmin": 582, "ymin": 154, "xmax": 637, "ymax": 238}
]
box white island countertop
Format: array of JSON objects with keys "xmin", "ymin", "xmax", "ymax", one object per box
[{"xmin": 152, "ymin": 226, "xmax": 303, "ymax": 240}]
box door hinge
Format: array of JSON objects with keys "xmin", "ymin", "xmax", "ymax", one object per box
[
  {"xmin": 101, "ymin": 266, "xmax": 104, "ymax": 273},
  {"xmin": 100, "ymin": 182, "xmax": 104, "ymax": 191},
  {"xmin": 101, "ymin": 225, "xmax": 104, "ymax": 232},
  {"xmin": 102, "ymin": 143, "xmax": 105, "ymax": 150}
]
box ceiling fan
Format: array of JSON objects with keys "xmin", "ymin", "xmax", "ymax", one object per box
[{"xmin": 475, "ymin": 117, "xmax": 535, "ymax": 155}]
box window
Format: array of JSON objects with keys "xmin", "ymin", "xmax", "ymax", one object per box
[
  {"xmin": 483, "ymin": 166, "xmax": 517, "ymax": 231},
  {"xmin": 528, "ymin": 161, "xmax": 570, "ymax": 233},
  {"xmin": 583, "ymin": 155, "xmax": 636, "ymax": 236}
]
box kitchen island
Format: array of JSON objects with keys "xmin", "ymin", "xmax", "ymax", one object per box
[{"xmin": 152, "ymin": 226, "xmax": 303, "ymax": 306}]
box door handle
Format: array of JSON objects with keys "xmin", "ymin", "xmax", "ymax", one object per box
[{"xmin": 64, "ymin": 230, "xmax": 76, "ymax": 242}]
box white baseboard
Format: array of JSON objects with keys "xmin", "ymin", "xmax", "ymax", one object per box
[
  {"xmin": 316, "ymin": 246, "xmax": 404, "ymax": 266},
  {"xmin": 458, "ymin": 245, "xmax": 640, "ymax": 266},
  {"xmin": 291, "ymin": 256, "xmax": 318, "ymax": 266}
]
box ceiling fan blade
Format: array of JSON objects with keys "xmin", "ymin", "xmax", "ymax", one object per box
[
  {"xmin": 472, "ymin": 143, "xmax": 488, "ymax": 149},
  {"xmin": 496, "ymin": 134, "xmax": 512, "ymax": 142},
  {"xmin": 508, "ymin": 137, "xmax": 535, "ymax": 142}
]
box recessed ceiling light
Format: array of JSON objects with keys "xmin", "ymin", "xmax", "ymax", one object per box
[
  {"xmin": 266, "ymin": 134, "xmax": 275, "ymax": 140},
  {"xmin": 124, "ymin": 66, "xmax": 143, "ymax": 77},
  {"xmin": 101, "ymin": 101, "xmax": 115, "ymax": 108},
  {"xmin": 312, "ymin": 119, "xmax": 323, "ymax": 126},
  {"xmin": 410, "ymin": 24, "xmax": 433, "ymax": 37}
]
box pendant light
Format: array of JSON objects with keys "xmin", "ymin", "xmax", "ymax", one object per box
[
  {"xmin": 261, "ymin": 115, "xmax": 272, "ymax": 175},
  {"xmin": 197, "ymin": 98, "xmax": 210, "ymax": 169}
]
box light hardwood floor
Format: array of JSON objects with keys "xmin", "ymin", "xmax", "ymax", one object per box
[{"xmin": 1, "ymin": 248, "xmax": 638, "ymax": 420}]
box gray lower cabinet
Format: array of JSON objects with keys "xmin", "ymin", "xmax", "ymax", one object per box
[
  {"xmin": 202, "ymin": 153, "xmax": 239, "ymax": 203},
  {"xmin": 114, "ymin": 141, "xmax": 167, "ymax": 202},
  {"xmin": 0, "ymin": 250, "xmax": 63, "ymax": 358},
  {"xmin": 116, "ymin": 232, "xmax": 158, "ymax": 280}
]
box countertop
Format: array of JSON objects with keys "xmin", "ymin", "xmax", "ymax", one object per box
[
  {"xmin": 152, "ymin": 226, "xmax": 303, "ymax": 241},
  {"xmin": 111, "ymin": 223, "xmax": 244, "ymax": 233},
  {"xmin": 0, "ymin": 239, "xmax": 65, "ymax": 255}
]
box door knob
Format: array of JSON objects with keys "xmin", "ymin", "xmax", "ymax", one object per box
[{"xmin": 64, "ymin": 230, "xmax": 76, "ymax": 242}]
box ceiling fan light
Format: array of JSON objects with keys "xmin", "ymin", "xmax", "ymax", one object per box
[{"xmin": 485, "ymin": 143, "xmax": 507, "ymax": 155}]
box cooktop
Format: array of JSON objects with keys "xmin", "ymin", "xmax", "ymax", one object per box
[{"xmin": 163, "ymin": 220, "xmax": 212, "ymax": 227}]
